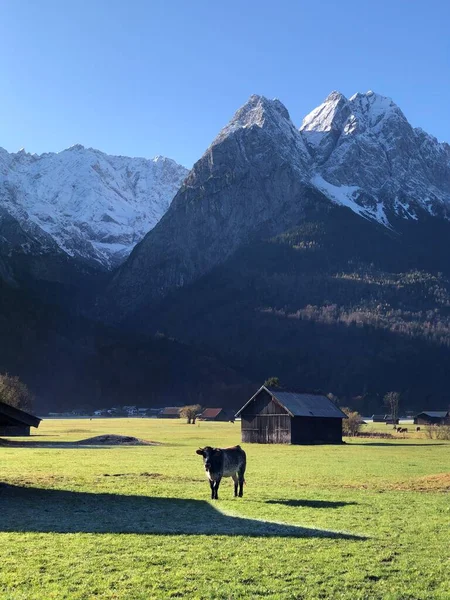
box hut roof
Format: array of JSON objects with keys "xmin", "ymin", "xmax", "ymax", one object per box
[
  {"xmin": 0, "ymin": 401, "xmax": 41, "ymax": 428},
  {"xmin": 236, "ymin": 386, "xmax": 347, "ymax": 419},
  {"xmin": 201, "ymin": 408, "xmax": 224, "ymax": 419},
  {"xmin": 415, "ymin": 411, "xmax": 449, "ymax": 418},
  {"xmin": 160, "ymin": 407, "xmax": 181, "ymax": 416}
]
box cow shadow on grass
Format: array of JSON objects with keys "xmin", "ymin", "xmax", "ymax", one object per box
[
  {"xmin": 266, "ymin": 499, "xmax": 357, "ymax": 509},
  {"xmin": 0, "ymin": 484, "xmax": 364, "ymax": 539}
]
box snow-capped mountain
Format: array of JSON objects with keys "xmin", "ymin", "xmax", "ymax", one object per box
[
  {"xmin": 0, "ymin": 145, "xmax": 188, "ymax": 269},
  {"xmin": 107, "ymin": 90, "xmax": 450, "ymax": 316},
  {"xmin": 301, "ymin": 90, "xmax": 450, "ymax": 224}
]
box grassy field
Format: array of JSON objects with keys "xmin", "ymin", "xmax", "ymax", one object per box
[{"xmin": 1, "ymin": 419, "xmax": 449, "ymax": 600}]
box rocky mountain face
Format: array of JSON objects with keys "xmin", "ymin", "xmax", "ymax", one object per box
[
  {"xmin": 101, "ymin": 91, "xmax": 450, "ymax": 411},
  {"xmin": 108, "ymin": 91, "xmax": 450, "ymax": 317},
  {"xmin": 302, "ymin": 91, "xmax": 450, "ymax": 223},
  {"xmin": 0, "ymin": 145, "xmax": 188, "ymax": 286}
]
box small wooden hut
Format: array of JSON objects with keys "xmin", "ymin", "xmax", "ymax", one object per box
[
  {"xmin": 413, "ymin": 411, "xmax": 450, "ymax": 425},
  {"xmin": 199, "ymin": 408, "xmax": 234, "ymax": 422},
  {"xmin": 0, "ymin": 401, "xmax": 41, "ymax": 436},
  {"xmin": 372, "ymin": 414, "xmax": 398, "ymax": 424},
  {"xmin": 157, "ymin": 407, "xmax": 181, "ymax": 419},
  {"xmin": 235, "ymin": 386, "xmax": 347, "ymax": 444}
]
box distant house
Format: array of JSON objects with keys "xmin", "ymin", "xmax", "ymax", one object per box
[
  {"xmin": 235, "ymin": 386, "xmax": 347, "ymax": 444},
  {"xmin": 158, "ymin": 407, "xmax": 181, "ymax": 419},
  {"xmin": 199, "ymin": 408, "xmax": 234, "ymax": 422},
  {"xmin": 0, "ymin": 401, "xmax": 41, "ymax": 436},
  {"xmin": 414, "ymin": 411, "xmax": 450, "ymax": 425}
]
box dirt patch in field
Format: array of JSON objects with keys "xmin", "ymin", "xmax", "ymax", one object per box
[
  {"xmin": 354, "ymin": 433, "xmax": 395, "ymax": 439},
  {"xmin": 76, "ymin": 435, "xmax": 157, "ymax": 446},
  {"xmin": 0, "ymin": 434, "xmax": 160, "ymax": 448},
  {"xmin": 341, "ymin": 473, "xmax": 450, "ymax": 493},
  {"xmin": 391, "ymin": 473, "xmax": 450, "ymax": 492},
  {"xmin": 102, "ymin": 472, "xmax": 165, "ymax": 478}
]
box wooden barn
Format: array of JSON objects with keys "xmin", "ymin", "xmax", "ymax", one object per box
[
  {"xmin": 0, "ymin": 401, "xmax": 41, "ymax": 436},
  {"xmin": 235, "ymin": 386, "xmax": 347, "ymax": 444},
  {"xmin": 413, "ymin": 410, "xmax": 450, "ymax": 425},
  {"xmin": 199, "ymin": 408, "xmax": 234, "ymax": 422},
  {"xmin": 157, "ymin": 407, "xmax": 181, "ymax": 419}
]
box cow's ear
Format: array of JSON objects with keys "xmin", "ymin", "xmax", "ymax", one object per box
[{"xmin": 196, "ymin": 448, "xmax": 204, "ymax": 456}]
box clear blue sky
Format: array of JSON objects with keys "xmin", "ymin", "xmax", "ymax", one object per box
[{"xmin": 1, "ymin": 0, "xmax": 449, "ymax": 168}]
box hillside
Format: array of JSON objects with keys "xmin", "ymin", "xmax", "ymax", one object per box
[
  {"xmin": 0, "ymin": 278, "xmax": 251, "ymax": 412},
  {"xmin": 142, "ymin": 200, "xmax": 450, "ymax": 413}
]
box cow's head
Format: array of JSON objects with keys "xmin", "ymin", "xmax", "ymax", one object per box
[{"xmin": 196, "ymin": 446, "xmax": 217, "ymax": 471}]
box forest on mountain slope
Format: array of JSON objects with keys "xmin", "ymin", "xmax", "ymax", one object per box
[
  {"xmin": 0, "ymin": 278, "xmax": 251, "ymax": 412},
  {"xmin": 138, "ymin": 201, "xmax": 450, "ymax": 415}
]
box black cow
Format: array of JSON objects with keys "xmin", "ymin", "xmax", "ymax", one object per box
[{"xmin": 196, "ymin": 445, "xmax": 246, "ymax": 500}]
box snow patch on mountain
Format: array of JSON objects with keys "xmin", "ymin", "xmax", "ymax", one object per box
[{"xmin": 311, "ymin": 174, "xmax": 391, "ymax": 226}]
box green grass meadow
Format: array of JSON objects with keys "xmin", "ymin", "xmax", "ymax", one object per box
[{"xmin": 1, "ymin": 419, "xmax": 449, "ymax": 599}]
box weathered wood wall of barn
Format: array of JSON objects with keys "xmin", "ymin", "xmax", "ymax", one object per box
[{"xmin": 240, "ymin": 389, "xmax": 292, "ymax": 443}]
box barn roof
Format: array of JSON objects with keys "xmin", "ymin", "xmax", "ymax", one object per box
[
  {"xmin": 235, "ymin": 386, "xmax": 347, "ymax": 419},
  {"xmin": 201, "ymin": 408, "xmax": 224, "ymax": 419},
  {"xmin": 415, "ymin": 411, "xmax": 449, "ymax": 418},
  {"xmin": 0, "ymin": 401, "xmax": 41, "ymax": 428}
]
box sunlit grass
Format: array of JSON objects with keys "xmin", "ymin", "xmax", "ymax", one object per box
[{"xmin": 1, "ymin": 418, "xmax": 449, "ymax": 599}]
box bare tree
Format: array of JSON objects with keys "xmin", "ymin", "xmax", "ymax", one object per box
[
  {"xmin": 341, "ymin": 407, "xmax": 363, "ymax": 437},
  {"xmin": 264, "ymin": 377, "xmax": 280, "ymax": 388},
  {"xmin": 0, "ymin": 373, "xmax": 34, "ymax": 411},
  {"xmin": 179, "ymin": 404, "xmax": 202, "ymax": 424},
  {"xmin": 383, "ymin": 391, "xmax": 400, "ymax": 423}
]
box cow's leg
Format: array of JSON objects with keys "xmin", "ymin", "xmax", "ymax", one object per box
[
  {"xmin": 238, "ymin": 467, "xmax": 245, "ymax": 497},
  {"xmin": 232, "ymin": 474, "xmax": 238, "ymax": 497},
  {"xmin": 214, "ymin": 477, "xmax": 222, "ymax": 500},
  {"xmin": 209, "ymin": 479, "xmax": 215, "ymax": 500}
]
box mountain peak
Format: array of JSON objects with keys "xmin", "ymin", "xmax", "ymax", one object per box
[
  {"xmin": 324, "ymin": 90, "xmax": 348, "ymax": 103},
  {"xmin": 214, "ymin": 95, "xmax": 293, "ymax": 144},
  {"xmin": 345, "ymin": 91, "xmax": 405, "ymax": 133},
  {"xmin": 301, "ymin": 91, "xmax": 350, "ymax": 134}
]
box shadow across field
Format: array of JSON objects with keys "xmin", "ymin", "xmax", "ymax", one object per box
[
  {"xmin": 266, "ymin": 499, "xmax": 357, "ymax": 509},
  {"xmin": 348, "ymin": 442, "xmax": 446, "ymax": 447},
  {"xmin": 0, "ymin": 484, "xmax": 364, "ymax": 539}
]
